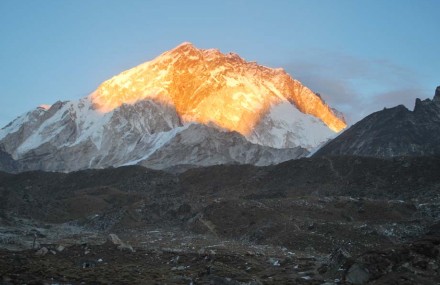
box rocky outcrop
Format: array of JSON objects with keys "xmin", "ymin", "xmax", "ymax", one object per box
[
  {"xmin": 344, "ymin": 236, "xmax": 440, "ymax": 284},
  {"xmin": 314, "ymin": 86, "xmax": 440, "ymax": 157},
  {"xmin": 0, "ymin": 147, "xmax": 19, "ymax": 173},
  {"xmin": 108, "ymin": 234, "xmax": 134, "ymax": 252}
]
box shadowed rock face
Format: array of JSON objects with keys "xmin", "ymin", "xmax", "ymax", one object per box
[
  {"xmin": 314, "ymin": 86, "xmax": 440, "ymax": 157},
  {"xmin": 0, "ymin": 148, "xmax": 18, "ymax": 173},
  {"xmin": 434, "ymin": 86, "xmax": 440, "ymax": 102}
]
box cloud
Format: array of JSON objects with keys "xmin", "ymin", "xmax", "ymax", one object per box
[
  {"xmin": 370, "ymin": 87, "xmax": 425, "ymax": 111},
  {"xmin": 282, "ymin": 51, "xmax": 428, "ymax": 125}
]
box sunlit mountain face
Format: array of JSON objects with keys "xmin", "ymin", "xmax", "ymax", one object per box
[
  {"xmin": 0, "ymin": 42, "xmax": 347, "ymax": 172},
  {"xmin": 91, "ymin": 42, "xmax": 346, "ymax": 136}
]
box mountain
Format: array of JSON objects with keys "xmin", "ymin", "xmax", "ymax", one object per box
[
  {"xmin": 314, "ymin": 86, "xmax": 440, "ymax": 157},
  {"xmin": 0, "ymin": 147, "xmax": 18, "ymax": 173},
  {"xmin": 138, "ymin": 123, "xmax": 308, "ymax": 170},
  {"xmin": 0, "ymin": 43, "xmax": 345, "ymax": 172}
]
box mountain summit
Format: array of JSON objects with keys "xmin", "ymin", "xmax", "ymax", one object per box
[
  {"xmin": 92, "ymin": 42, "xmax": 346, "ymax": 137},
  {"xmin": 0, "ymin": 43, "xmax": 345, "ymax": 172}
]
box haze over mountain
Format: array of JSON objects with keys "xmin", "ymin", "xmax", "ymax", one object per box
[{"xmin": 0, "ymin": 43, "xmax": 345, "ymax": 173}]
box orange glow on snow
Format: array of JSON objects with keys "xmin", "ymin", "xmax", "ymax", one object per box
[{"xmin": 91, "ymin": 42, "xmax": 346, "ymax": 135}]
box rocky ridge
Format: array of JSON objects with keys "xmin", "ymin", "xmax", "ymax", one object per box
[{"xmin": 314, "ymin": 86, "xmax": 440, "ymax": 157}]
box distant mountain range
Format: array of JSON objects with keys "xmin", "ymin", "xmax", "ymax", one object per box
[
  {"xmin": 1, "ymin": 42, "xmax": 438, "ymax": 173},
  {"xmin": 0, "ymin": 43, "xmax": 344, "ymax": 172}
]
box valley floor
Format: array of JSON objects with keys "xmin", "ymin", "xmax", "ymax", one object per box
[
  {"xmin": 1, "ymin": 222, "xmax": 439, "ymax": 285},
  {"xmin": 0, "ymin": 156, "xmax": 439, "ymax": 284}
]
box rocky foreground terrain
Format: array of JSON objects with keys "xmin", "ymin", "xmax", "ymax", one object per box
[{"xmin": 0, "ymin": 156, "xmax": 439, "ymax": 284}]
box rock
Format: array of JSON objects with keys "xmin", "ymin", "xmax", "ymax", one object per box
[
  {"xmin": 56, "ymin": 245, "xmax": 65, "ymax": 252},
  {"xmin": 346, "ymin": 263, "xmax": 370, "ymax": 284},
  {"xmin": 322, "ymin": 244, "xmax": 352, "ymax": 275},
  {"xmin": 2, "ymin": 276, "xmax": 12, "ymax": 284},
  {"xmin": 434, "ymin": 86, "xmax": 440, "ymax": 102},
  {"xmin": 427, "ymin": 221, "xmax": 440, "ymax": 236},
  {"xmin": 81, "ymin": 260, "xmax": 96, "ymax": 269},
  {"xmin": 208, "ymin": 276, "xmax": 241, "ymax": 285},
  {"xmin": 268, "ymin": 257, "xmax": 280, "ymax": 266},
  {"xmin": 35, "ymin": 247, "xmax": 48, "ymax": 256},
  {"xmin": 32, "ymin": 241, "xmax": 41, "ymax": 250},
  {"xmin": 108, "ymin": 234, "xmax": 123, "ymax": 245},
  {"xmin": 171, "ymin": 265, "xmax": 186, "ymax": 271},
  {"xmin": 117, "ymin": 243, "xmax": 135, "ymax": 252},
  {"xmin": 108, "ymin": 233, "xmax": 134, "ymax": 252},
  {"xmin": 171, "ymin": 255, "xmax": 180, "ymax": 264},
  {"xmin": 344, "ymin": 236, "xmax": 440, "ymax": 284},
  {"xmin": 0, "ymin": 148, "xmax": 19, "ymax": 173},
  {"xmin": 314, "ymin": 86, "xmax": 440, "ymax": 157}
]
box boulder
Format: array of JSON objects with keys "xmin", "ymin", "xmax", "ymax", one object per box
[{"xmin": 346, "ymin": 263, "xmax": 370, "ymax": 284}]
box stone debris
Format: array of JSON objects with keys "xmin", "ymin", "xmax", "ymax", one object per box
[
  {"xmin": 345, "ymin": 263, "xmax": 370, "ymax": 284},
  {"xmin": 35, "ymin": 247, "xmax": 48, "ymax": 256},
  {"xmin": 108, "ymin": 233, "xmax": 123, "ymax": 245},
  {"xmin": 108, "ymin": 233, "xmax": 135, "ymax": 252},
  {"xmin": 0, "ymin": 156, "xmax": 439, "ymax": 283},
  {"xmin": 56, "ymin": 245, "xmax": 65, "ymax": 252}
]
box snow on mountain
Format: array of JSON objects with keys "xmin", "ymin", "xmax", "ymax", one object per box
[
  {"xmin": 138, "ymin": 124, "xmax": 308, "ymax": 170},
  {"xmin": 248, "ymin": 102, "xmax": 337, "ymax": 150},
  {"xmin": 0, "ymin": 98, "xmax": 183, "ymax": 171},
  {"xmin": 0, "ymin": 42, "xmax": 345, "ymax": 172},
  {"xmin": 93, "ymin": 42, "xmax": 345, "ymax": 133}
]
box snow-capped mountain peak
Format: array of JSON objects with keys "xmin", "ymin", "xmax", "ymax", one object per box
[
  {"xmin": 91, "ymin": 42, "xmax": 346, "ymax": 136},
  {"xmin": 0, "ymin": 42, "xmax": 346, "ymax": 172}
]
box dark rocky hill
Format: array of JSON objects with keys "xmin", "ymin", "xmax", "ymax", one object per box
[
  {"xmin": 1, "ymin": 156, "xmax": 439, "ymax": 284},
  {"xmin": 1, "ymin": 156, "xmax": 439, "ymax": 226},
  {"xmin": 314, "ymin": 86, "xmax": 440, "ymax": 157}
]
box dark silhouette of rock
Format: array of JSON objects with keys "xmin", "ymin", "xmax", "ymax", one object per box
[
  {"xmin": 314, "ymin": 86, "xmax": 440, "ymax": 157},
  {"xmin": 0, "ymin": 147, "xmax": 18, "ymax": 173}
]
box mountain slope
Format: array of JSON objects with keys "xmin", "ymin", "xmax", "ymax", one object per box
[
  {"xmin": 92, "ymin": 42, "xmax": 346, "ymax": 138},
  {"xmin": 314, "ymin": 86, "xmax": 440, "ymax": 157},
  {"xmin": 0, "ymin": 148, "xmax": 18, "ymax": 173},
  {"xmin": 0, "ymin": 43, "xmax": 345, "ymax": 172},
  {"xmin": 0, "ymin": 99, "xmax": 184, "ymax": 172},
  {"xmin": 138, "ymin": 124, "xmax": 308, "ymax": 170}
]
